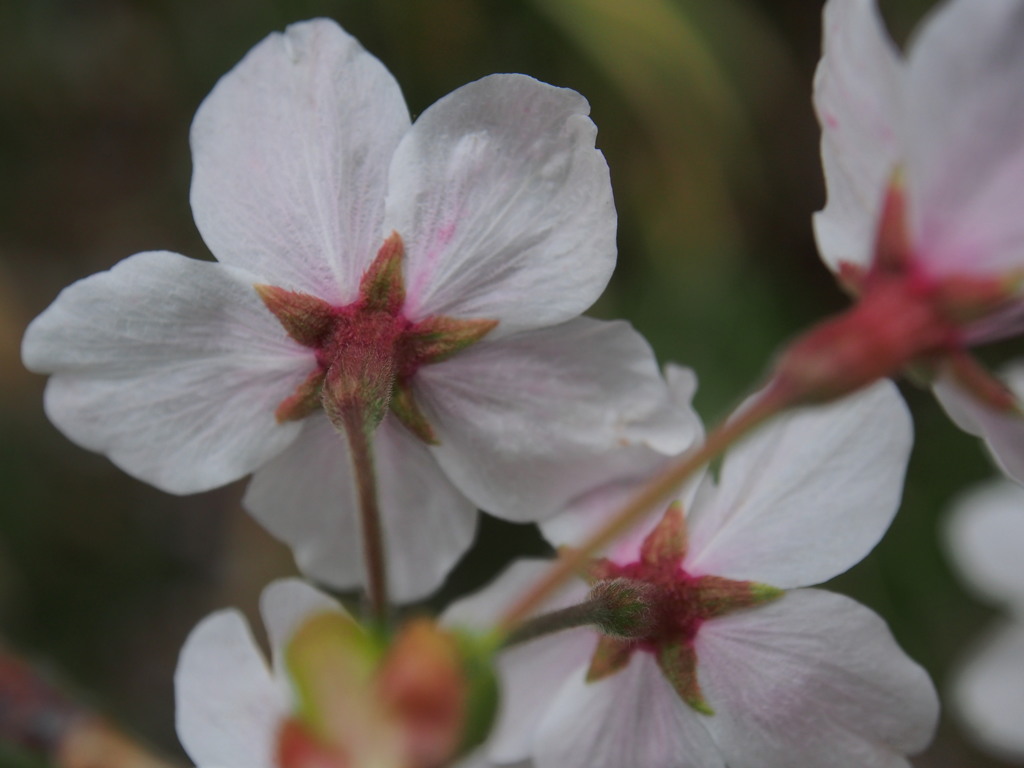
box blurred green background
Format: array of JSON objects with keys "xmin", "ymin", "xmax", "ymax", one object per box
[{"xmin": 0, "ymin": 0, "xmax": 1018, "ymax": 765}]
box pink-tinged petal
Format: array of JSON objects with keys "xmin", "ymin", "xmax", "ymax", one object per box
[
  {"xmin": 260, "ymin": 577, "xmax": 347, "ymax": 676},
  {"xmin": 416, "ymin": 318, "xmax": 696, "ymax": 523},
  {"xmin": 21, "ymin": 251, "xmax": 311, "ymax": 494},
  {"xmin": 906, "ymin": 0, "xmax": 1024, "ymax": 280},
  {"xmin": 442, "ymin": 560, "xmax": 592, "ymax": 765},
  {"xmin": 946, "ymin": 480, "xmax": 1024, "ymax": 606},
  {"xmin": 243, "ymin": 414, "xmax": 477, "ymax": 603},
  {"xmin": 175, "ymin": 610, "xmax": 285, "ymax": 768},
  {"xmin": 933, "ymin": 362, "xmax": 1024, "ymax": 486},
  {"xmin": 952, "ymin": 619, "xmax": 1024, "ymax": 761},
  {"xmin": 385, "ymin": 74, "xmax": 615, "ymax": 335},
  {"xmin": 684, "ymin": 380, "xmax": 911, "ymax": 588},
  {"xmin": 696, "ymin": 589, "xmax": 938, "ymax": 768},
  {"xmin": 813, "ymin": 0, "xmax": 904, "ymax": 273},
  {"xmin": 533, "ymin": 653, "xmax": 724, "ymax": 768},
  {"xmin": 190, "ymin": 18, "xmax": 411, "ymax": 304}
]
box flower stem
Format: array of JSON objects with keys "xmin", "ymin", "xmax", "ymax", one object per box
[
  {"xmin": 501, "ymin": 599, "xmax": 610, "ymax": 649},
  {"xmin": 497, "ymin": 380, "xmax": 794, "ymax": 634},
  {"xmin": 340, "ymin": 410, "xmax": 390, "ymax": 625},
  {"xmin": 501, "ymin": 578, "xmax": 656, "ymax": 648}
]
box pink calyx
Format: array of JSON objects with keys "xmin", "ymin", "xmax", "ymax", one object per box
[
  {"xmin": 255, "ymin": 232, "xmax": 497, "ymax": 442},
  {"xmin": 775, "ymin": 176, "xmax": 1020, "ymax": 408},
  {"xmin": 582, "ymin": 503, "xmax": 781, "ymax": 715}
]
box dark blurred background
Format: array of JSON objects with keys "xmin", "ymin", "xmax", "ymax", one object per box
[{"xmin": 0, "ymin": 0, "xmax": 1017, "ymax": 765}]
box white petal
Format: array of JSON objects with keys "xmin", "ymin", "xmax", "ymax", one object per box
[
  {"xmin": 906, "ymin": 0, "xmax": 1024, "ymax": 279},
  {"xmin": 260, "ymin": 577, "xmax": 347, "ymax": 675},
  {"xmin": 190, "ymin": 18, "xmax": 411, "ymax": 304},
  {"xmin": 540, "ymin": 470, "xmax": 663, "ymax": 562},
  {"xmin": 540, "ymin": 364, "xmax": 705, "ymax": 561},
  {"xmin": 21, "ymin": 251, "xmax": 309, "ymax": 494},
  {"xmin": 684, "ymin": 380, "xmax": 912, "ymax": 588},
  {"xmin": 442, "ymin": 560, "xmax": 592, "ymax": 765},
  {"xmin": 175, "ymin": 610, "xmax": 285, "ymax": 768},
  {"xmin": 952, "ymin": 619, "xmax": 1024, "ymax": 761},
  {"xmin": 533, "ymin": 653, "xmax": 724, "ymax": 768},
  {"xmin": 385, "ymin": 74, "xmax": 615, "ymax": 335},
  {"xmin": 663, "ymin": 363, "xmax": 705, "ymax": 443},
  {"xmin": 243, "ymin": 413, "xmax": 478, "ymax": 603},
  {"xmin": 417, "ymin": 318, "xmax": 696, "ymax": 522},
  {"xmin": 945, "ymin": 479, "xmax": 1024, "ymax": 605},
  {"xmin": 812, "ymin": 0, "xmax": 904, "ymax": 273},
  {"xmin": 696, "ymin": 589, "xmax": 938, "ymax": 768}
]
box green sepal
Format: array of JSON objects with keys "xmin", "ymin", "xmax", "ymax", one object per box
[
  {"xmin": 403, "ymin": 315, "xmax": 499, "ymax": 366},
  {"xmin": 390, "ymin": 378, "xmax": 439, "ymax": 444},
  {"xmin": 639, "ymin": 501, "xmax": 687, "ymax": 567},
  {"xmin": 585, "ymin": 635, "xmax": 632, "ymax": 682},
  {"xmin": 656, "ymin": 641, "xmax": 713, "ymax": 716},
  {"xmin": 359, "ymin": 232, "xmax": 406, "ymax": 314},
  {"xmin": 255, "ymin": 284, "xmax": 335, "ymax": 348},
  {"xmin": 692, "ymin": 576, "xmax": 783, "ymax": 620},
  {"xmin": 275, "ymin": 369, "xmax": 326, "ymax": 423}
]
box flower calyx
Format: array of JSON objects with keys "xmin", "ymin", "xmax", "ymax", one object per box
[
  {"xmin": 581, "ymin": 502, "xmax": 782, "ymax": 715},
  {"xmin": 775, "ymin": 173, "xmax": 1024, "ymax": 407},
  {"xmin": 257, "ymin": 232, "xmax": 497, "ymax": 442}
]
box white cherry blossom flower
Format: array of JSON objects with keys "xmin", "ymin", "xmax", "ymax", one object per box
[
  {"xmin": 21, "ymin": 18, "xmax": 693, "ymax": 601},
  {"xmin": 945, "ymin": 479, "xmax": 1024, "ymax": 763},
  {"xmin": 813, "ymin": 0, "xmax": 1024, "ymax": 483},
  {"xmin": 446, "ymin": 378, "xmax": 939, "ymax": 768}
]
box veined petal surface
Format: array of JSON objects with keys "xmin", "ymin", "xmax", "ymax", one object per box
[
  {"xmin": 21, "ymin": 251, "xmax": 311, "ymax": 494},
  {"xmin": 190, "ymin": 18, "xmax": 411, "ymax": 303},
  {"xmin": 533, "ymin": 653, "xmax": 724, "ymax": 768},
  {"xmin": 417, "ymin": 318, "xmax": 695, "ymax": 522},
  {"xmin": 696, "ymin": 590, "xmax": 938, "ymax": 768},
  {"xmin": 684, "ymin": 380, "xmax": 912, "ymax": 588},
  {"xmin": 385, "ymin": 74, "xmax": 615, "ymax": 335},
  {"xmin": 243, "ymin": 413, "xmax": 477, "ymax": 603}
]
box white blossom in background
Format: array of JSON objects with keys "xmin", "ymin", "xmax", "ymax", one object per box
[
  {"xmin": 176, "ymin": 578, "xmax": 491, "ymax": 768},
  {"xmin": 814, "ymin": 0, "xmax": 1024, "ymax": 482},
  {"xmin": 945, "ymin": 480, "xmax": 1024, "ymax": 763},
  {"xmin": 21, "ymin": 18, "xmax": 695, "ymax": 602},
  {"xmin": 175, "ymin": 579, "xmax": 341, "ymax": 768},
  {"xmin": 446, "ymin": 377, "xmax": 939, "ymax": 768}
]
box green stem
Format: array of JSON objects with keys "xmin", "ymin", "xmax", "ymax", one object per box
[
  {"xmin": 501, "ymin": 598, "xmax": 611, "ymax": 649},
  {"xmin": 340, "ymin": 410, "xmax": 389, "ymax": 625},
  {"xmin": 497, "ymin": 380, "xmax": 794, "ymax": 635}
]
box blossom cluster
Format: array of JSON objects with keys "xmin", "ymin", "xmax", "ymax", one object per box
[{"xmin": 15, "ymin": 0, "xmax": 1024, "ymax": 766}]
